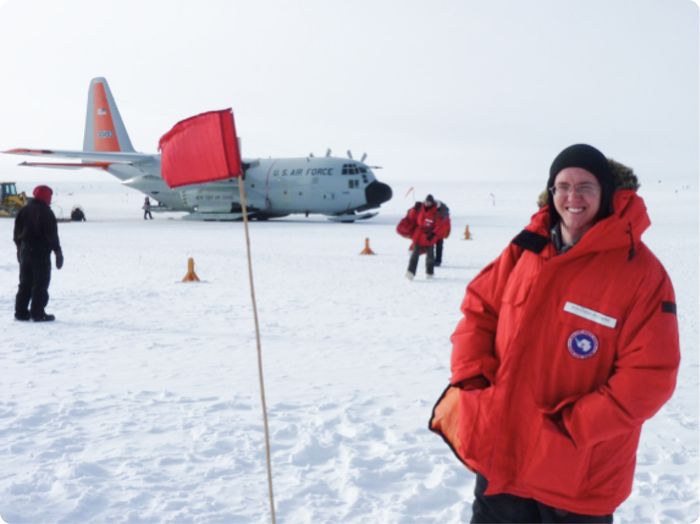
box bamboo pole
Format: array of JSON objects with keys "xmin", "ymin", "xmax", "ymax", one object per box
[{"xmin": 237, "ymin": 178, "xmax": 276, "ymax": 524}]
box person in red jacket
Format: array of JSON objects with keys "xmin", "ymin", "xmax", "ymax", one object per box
[
  {"xmin": 406, "ymin": 194, "xmax": 443, "ymax": 280},
  {"xmin": 429, "ymin": 144, "xmax": 679, "ymax": 522}
]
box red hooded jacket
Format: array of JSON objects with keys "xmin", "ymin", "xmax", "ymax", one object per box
[
  {"xmin": 429, "ymin": 190, "xmax": 679, "ymax": 515},
  {"xmin": 412, "ymin": 204, "xmax": 445, "ymax": 247}
]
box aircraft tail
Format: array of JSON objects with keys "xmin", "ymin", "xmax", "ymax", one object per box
[{"xmin": 83, "ymin": 77, "xmax": 135, "ymax": 153}]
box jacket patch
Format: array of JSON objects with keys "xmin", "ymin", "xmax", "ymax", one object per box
[
  {"xmin": 564, "ymin": 301, "xmax": 617, "ymax": 328},
  {"xmin": 512, "ymin": 230, "xmax": 549, "ymax": 253},
  {"xmin": 567, "ymin": 330, "xmax": 599, "ymax": 359},
  {"xmin": 662, "ymin": 301, "xmax": 677, "ymax": 314}
]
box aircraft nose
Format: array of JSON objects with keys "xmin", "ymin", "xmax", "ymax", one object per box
[{"xmin": 365, "ymin": 181, "xmax": 393, "ymax": 208}]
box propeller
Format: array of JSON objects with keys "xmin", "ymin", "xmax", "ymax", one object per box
[
  {"xmin": 347, "ymin": 150, "xmax": 353, "ymax": 160},
  {"xmin": 325, "ymin": 148, "xmax": 331, "ymax": 157},
  {"xmin": 360, "ymin": 153, "xmax": 367, "ymax": 162}
]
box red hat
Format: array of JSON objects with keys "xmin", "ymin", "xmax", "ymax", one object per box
[{"xmin": 33, "ymin": 185, "xmax": 53, "ymax": 205}]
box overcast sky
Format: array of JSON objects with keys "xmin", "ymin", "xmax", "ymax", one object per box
[{"xmin": 0, "ymin": 0, "xmax": 697, "ymax": 186}]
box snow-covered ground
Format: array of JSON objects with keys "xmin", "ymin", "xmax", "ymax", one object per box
[{"xmin": 0, "ymin": 175, "xmax": 697, "ymax": 523}]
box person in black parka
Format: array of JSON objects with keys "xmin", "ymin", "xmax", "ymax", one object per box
[
  {"xmin": 434, "ymin": 200, "xmax": 450, "ymax": 267},
  {"xmin": 143, "ymin": 196, "xmax": 153, "ymax": 220},
  {"xmin": 13, "ymin": 185, "xmax": 64, "ymax": 322},
  {"xmin": 71, "ymin": 206, "xmax": 86, "ymax": 221}
]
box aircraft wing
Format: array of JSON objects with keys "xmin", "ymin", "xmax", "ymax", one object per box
[
  {"xmin": 17, "ymin": 161, "xmax": 114, "ymax": 170},
  {"xmin": 4, "ymin": 148, "xmax": 158, "ymax": 164}
]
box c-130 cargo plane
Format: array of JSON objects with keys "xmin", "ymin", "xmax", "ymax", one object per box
[{"xmin": 5, "ymin": 77, "xmax": 393, "ymax": 221}]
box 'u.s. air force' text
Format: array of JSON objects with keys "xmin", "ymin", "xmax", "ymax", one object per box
[{"xmin": 273, "ymin": 168, "xmax": 333, "ymax": 176}]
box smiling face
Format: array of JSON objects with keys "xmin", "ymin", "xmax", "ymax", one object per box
[{"xmin": 552, "ymin": 167, "xmax": 602, "ymax": 245}]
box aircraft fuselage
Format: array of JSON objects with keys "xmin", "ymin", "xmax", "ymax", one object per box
[{"xmin": 120, "ymin": 155, "xmax": 390, "ymax": 219}]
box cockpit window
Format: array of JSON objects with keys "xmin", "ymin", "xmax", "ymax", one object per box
[{"xmin": 342, "ymin": 163, "xmax": 360, "ymax": 175}]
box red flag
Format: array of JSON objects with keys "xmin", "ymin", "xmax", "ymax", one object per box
[{"xmin": 159, "ymin": 108, "xmax": 243, "ymax": 188}]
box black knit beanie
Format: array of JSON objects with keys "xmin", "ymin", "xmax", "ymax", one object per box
[{"xmin": 547, "ymin": 144, "xmax": 614, "ymax": 225}]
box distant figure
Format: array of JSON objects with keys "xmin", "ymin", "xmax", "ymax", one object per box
[
  {"xmin": 13, "ymin": 185, "xmax": 64, "ymax": 322},
  {"xmin": 434, "ymin": 200, "xmax": 451, "ymax": 267},
  {"xmin": 71, "ymin": 206, "xmax": 86, "ymax": 222},
  {"xmin": 143, "ymin": 196, "xmax": 153, "ymax": 220},
  {"xmin": 405, "ymin": 194, "xmax": 448, "ymax": 280}
]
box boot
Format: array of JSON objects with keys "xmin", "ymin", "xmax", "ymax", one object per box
[{"xmin": 32, "ymin": 313, "xmax": 56, "ymax": 322}]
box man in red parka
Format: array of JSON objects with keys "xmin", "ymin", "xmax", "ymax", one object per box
[
  {"xmin": 406, "ymin": 194, "xmax": 445, "ymax": 280},
  {"xmin": 430, "ymin": 144, "xmax": 680, "ymax": 522}
]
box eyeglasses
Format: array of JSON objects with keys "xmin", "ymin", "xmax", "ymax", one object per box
[{"xmin": 549, "ymin": 182, "xmax": 601, "ymax": 197}]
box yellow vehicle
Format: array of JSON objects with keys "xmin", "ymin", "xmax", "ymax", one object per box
[{"xmin": 0, "ymin": 182, "xmax": 28, "ymax": 217}]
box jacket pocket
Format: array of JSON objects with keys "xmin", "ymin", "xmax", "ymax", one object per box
[
  {"xmin": 430, "ymin": 386, "xmax": 488, "ymax": 462},
  {"xmin": 585, "ymin": 432, "xmax": 638, "ymax": 500},
  {"xmin": 501, "ymin": 273, "xmax": 533, "ymax": 306},
  {"xmin": 501, "ymin": 252, "xmax": 541, "ymax": 307},
  {"xmin": 430, "ymin": 385, "xmax": 488, "ymax": 470},
  {"xmin": 548, "ymin": 297, "xmax": 620, "ymax": 393},
  {"xmin": 535, "ymin": 294, "xmax": 621, "ymax": 385},
  {"xmin": 521, "ymin": 419, "xmax": 592, "ymax": 498},
  {"xmin": 558, "ymin": 295, "xmax": 621, "ymax": 351},
  {"xmin": 458, "ymin": 387, "xmax": 482, "ymax": 449}
]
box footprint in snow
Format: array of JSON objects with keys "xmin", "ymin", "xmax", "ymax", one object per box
[{"xmin": 289, "ymin": 435, "xmax": 337, "ymax": 466}]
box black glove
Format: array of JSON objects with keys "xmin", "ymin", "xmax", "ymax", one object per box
[
  {"xmin": 426, "ymin": 232, "xmax": 435, "ymax": 241},
  {"xmin": 55, "ymin": 250, "xmax": 64, "ymax": 270}
]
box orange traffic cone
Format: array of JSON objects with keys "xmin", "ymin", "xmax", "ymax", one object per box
[
  {"xmin": 463, "ymin": 225, "xmax": 472, "ymax": 240},
  {"xmin": 360, "ymin": 238, "xmax": 376, "ymax": 255},
  {"xmin": 182, "ymin": 257, "xmax": 201, "ymax": 282}
]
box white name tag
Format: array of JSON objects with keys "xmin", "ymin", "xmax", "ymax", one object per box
[{"xmin": 563, "ymin": 301, "xmax": 617, "ymax": 329}]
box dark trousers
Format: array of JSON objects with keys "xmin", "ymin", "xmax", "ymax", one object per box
[
  {"xmin": 16, "ymin": 252, "xmax": 52, "ymax": 319},
  {"xmin": 408, "ymin": 244, "xmax": 434, "ymax": 275},
  {"xmin": 144, "ymin": 209, "xmax": 153, "ymax": 219},
  {"xmin": 471, "ymin": 474, "xmax": 613, "ymax": 524},
  {"xmin": 435, "ymin": 239, "xmax": 444, "ymax": 266}
]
